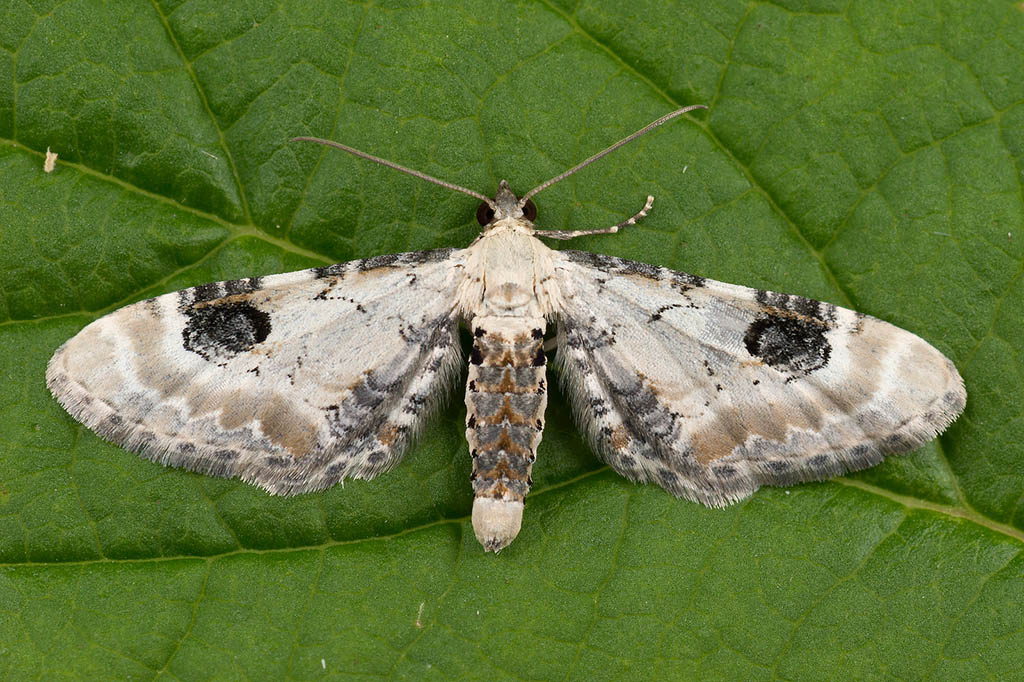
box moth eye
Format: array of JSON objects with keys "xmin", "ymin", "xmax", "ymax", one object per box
[
  {"xmin": 476, "ymin": 203, "xmax": 495, "ymax": 226},
  {"xmin": 522, "ymin": 199, "xmax": 537, "ymax": 221}
]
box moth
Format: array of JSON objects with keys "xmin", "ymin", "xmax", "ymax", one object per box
[{"xmin": 47, "ymin": 106, "xmax": 966, "ymax": 552}]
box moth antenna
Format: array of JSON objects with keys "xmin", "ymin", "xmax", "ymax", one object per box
[
  {"xmin": 290, "ymin": 136, "xmax": 496, "ymax": 208},
  {"xmin": 519, "ymin": 104, "xmax": 707, "ymax": 206}
]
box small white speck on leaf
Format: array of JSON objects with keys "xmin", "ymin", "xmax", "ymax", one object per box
[{"xmin": 44, "ymin": 147, "xmax": 57, "ymax": 173}]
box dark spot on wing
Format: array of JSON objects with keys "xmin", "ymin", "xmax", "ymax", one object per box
[
  {"xmin": 561, "ymin": 316, "xmax": 616, "ymax": 350},
  {"xmin": 713, "ymin": 464, "xmax": 737, "ymax": 478},
  {"xmin": 314, "ymin": 264, "xmax": 344, "ymax": 279},
  {"xmin": 182, "ymin": 301, "xmax": 272, "ymax": 362},
  {"xmin": 672, "ymin": 272, "xmax": 706, "ymax": 291},
  {"xmin": 224, "ymin": 277, "xmax": 263, "ymax": 295},
  {"xmin": 190, "ymin": 283, "xmax": 221, "ymax": 304},
  {"xmin": 620, "ymin": 259, "xmax": 661, "ymax": 279},
  {"xmin": 809, "ymin": 454, "xmax": 830, "ymax": 469},
  {"xmin": 649, "ymin": 304, "xmax": 682, "ymax": 323},
  {"xmin": 315, "ymin": 248, "xmax": 456, "ymax": 279},
  {"xmin": 744, "ymin": 314, "xmax": 831, "ymax": 375},
  {"xmin": 360, "ymin": 253, "xmax": 401, "ymax": 270},
  {"xmin": 561, "ymin": 251, "xmax": 706, "ymax": 294},
  {"xmin": 755, "ymin": 290, "xmax": 836, "ymax": 324}
]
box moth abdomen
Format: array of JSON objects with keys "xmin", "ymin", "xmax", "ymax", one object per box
[{"xmin": 465, "ymin": 316, "xmax": 547, "ymax": 552}]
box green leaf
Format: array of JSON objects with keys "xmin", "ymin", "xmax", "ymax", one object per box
[{"xmin": 2, "ymin": 0, "xmax": 1023, "ymax": 678}]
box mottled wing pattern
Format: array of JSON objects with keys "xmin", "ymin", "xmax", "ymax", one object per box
[
  {"xmin": 47, "ymin": 249, "xmax": 465, "ymax": 494},
  {"xmin": 553, "ymin": 251, "xmax": 966, "ymax": 507}
]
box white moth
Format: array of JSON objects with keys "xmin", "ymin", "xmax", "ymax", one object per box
[{"xmin": 47, "ymin": 106, "xmax": 966, "ymax": 552}]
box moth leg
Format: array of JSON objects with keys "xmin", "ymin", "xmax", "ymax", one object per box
[{"xmin": 536, "ymin": 195, "xmax": 654, "ymax": 240}]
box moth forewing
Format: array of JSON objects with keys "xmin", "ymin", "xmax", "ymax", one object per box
[{"xmin": 48, "ymin": 105, "xmax": 965, "ymax": 553}]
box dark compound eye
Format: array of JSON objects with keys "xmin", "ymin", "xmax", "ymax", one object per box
[
  {"xmin": 476, "ymin": 202, "xmax": 495, "ymax": 225},
  {"xmin": 522, "ymin": 199, "xmax": 537, "ymax": 221},
  {"xmin": 476, "ymin": 199, "xmax": 537, "ymax": 225}
]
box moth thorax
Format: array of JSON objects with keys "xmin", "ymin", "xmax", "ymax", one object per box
[{"xmin": 464, "ymin": 315, "xmax": 548, "ymax": 552}]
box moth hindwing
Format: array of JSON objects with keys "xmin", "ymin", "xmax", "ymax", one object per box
[{"xmin": 48, "ymin": 107, "xmax": 965, "ymax": 552}]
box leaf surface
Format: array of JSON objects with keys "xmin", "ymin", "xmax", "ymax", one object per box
[{"xmin": 1, "ymin": 0, "xmax": 1023, "ymax": 679}]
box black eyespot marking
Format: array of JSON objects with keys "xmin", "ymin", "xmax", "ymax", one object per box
[
  {"xmin": 522, "ymin": 199, "xmax": 537, "ymax": 221},
  {"xmin": 477, "ymin": 203, "xmax": 495, "ymax": 225},
  {"xmin": 532, "ymin": 347, "xmax": 545, "ymax": 366},
  {"xmin": 470, "ymin": 346, "xmax": 484, "ymax": 365},
  {"xmin": 182, "ymin": 301, "xmax": 271, "ymax": 362},
  {"xmin": 744, "ymin": 314, "xmax": 831, "ymax": 375}
]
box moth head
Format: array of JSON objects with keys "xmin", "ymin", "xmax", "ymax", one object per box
[{"xmin": 476, "ymin": 180, "xmax": 538, "ymax": 226}]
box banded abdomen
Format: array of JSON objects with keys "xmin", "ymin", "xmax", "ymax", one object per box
[{"xmin": 465, "ymin": 315, "xmax": 547, "ymax": 551}]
